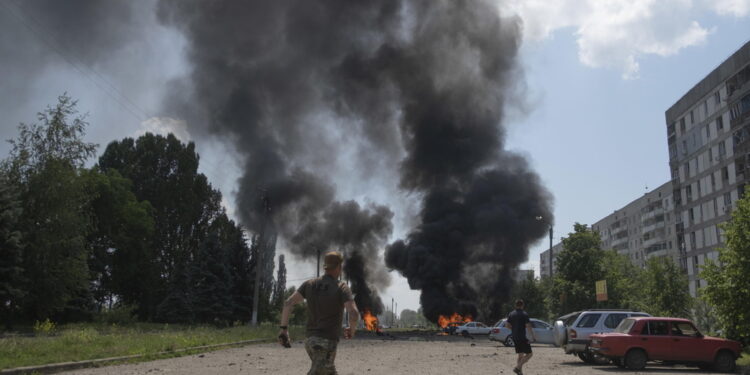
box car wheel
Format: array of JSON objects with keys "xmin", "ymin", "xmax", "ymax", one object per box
[
  {"xmin": 713, "ymin": 350, "xmax": 736, "ymax": 373},
  {"xmin": 504, "ymin": 336, "xmax": 515, "ymax": 347},
  {"xmin": 577, "ymin": 352, "xmax": 593, "ymax": 363},
  {"xmin": 624, "ymin": 349, "xmax": 647, "ymax": 371}
]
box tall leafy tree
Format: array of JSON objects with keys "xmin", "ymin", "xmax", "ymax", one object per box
[
  {"xmin": 597, "ymin": 250, "xmax": 646, "ymax": 311},
  {"xmin": 2, "ymin": 95, "xmax": 97, "ymax": 321},
  {"xmin": 502, "ymin": 273, "xmax": 548, "ymax": 319},
  {"xmin": 549, "ymin": 223, "xmax": 606, "ymax": 316},
  {"xmin": 702, "ymin": 191, "xmax": 750, "ymax": 343},
  {"xmin": 642, "ymin": 256, "xmax": 691, "ymax": 317},
  {"xmin": 85, "ymin": 169, "xmax": 155, "ymax": 317},
  {"xmin": 98, "ymin": 133, "xmax": 223, "ymax": 319},
  {"xmin": 0, "ymin": 176, "xmax": 25, "ymax": 328}
]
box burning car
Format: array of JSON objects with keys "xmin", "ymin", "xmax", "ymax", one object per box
[{"xmin": 589, "ymin": 317, "xmax": 741, "ymax": 372}]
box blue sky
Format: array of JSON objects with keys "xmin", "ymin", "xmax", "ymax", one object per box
[{"xmin": 514, "ymin": 11, "xmax": 750, "ymax": 278}]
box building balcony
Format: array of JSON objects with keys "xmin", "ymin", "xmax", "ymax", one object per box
[
  {"xmin": 642, "ymin": 221, "xmax": 666, "ymax": 235},
  {"xmin": 611, "ymin": 236, "xmax": 629, "ymax": 248},
  {"xmin": 640, "ymin": 209, "xmax": 664, "ymax": 222}
]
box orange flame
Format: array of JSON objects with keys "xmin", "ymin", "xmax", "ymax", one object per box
[
  {"xmin": 437, "ymin": 313, "xmax": 473, "ymax": 328},
  {"xmin": 362, "ymin": 310, "xmax": 379, "ymax": 331}
]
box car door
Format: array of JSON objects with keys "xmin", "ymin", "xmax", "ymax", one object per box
[
  {"xmin": 476, "ymin": 322, "xmax": 490, "ymax": 334},
  {"xmin": 669, "ymin": 321, "xmax": 710, "ymax": 362},
  {"xmin": 640, "ymin": 320, "xmax": 673, "ymax": 360},
  {"xmin": 464, "ymin": 322, "xmax": 475, "ymax": 334},
  {"xmin": 532, "ymin": 320, "xmax": 554, "ymax": 344}
]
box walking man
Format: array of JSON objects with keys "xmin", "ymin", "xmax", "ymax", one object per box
[
  {"xmin": 505, "ymin": 299, "xmax": 536, "ymax": 375},
  {"xmin": 279, "ymin": 251, "xmax": 359, "ymax": 375}
]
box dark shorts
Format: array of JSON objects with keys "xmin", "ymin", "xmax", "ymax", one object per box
[{"xmin": 514, "ymin": 339, "xmax": 532, "ymax": 354}]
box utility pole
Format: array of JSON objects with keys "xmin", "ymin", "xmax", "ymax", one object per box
[
  {"xmin": 395, "ymin": 302, "xmax": 398, "ymax": 327},
  {"xmin": 251, "ymin": 191, "xmax": 270, "ymax": 326},
  {"xmin": 391, "ymin": 298, "xmax": 394, "ymax": 326},
  {"xmin": 316, "ymin": 249, "xmax": 321, "ymax": 278},
  {"xmin": 549, "ymin": 226, "xmax": 554, "ymax": 278}
]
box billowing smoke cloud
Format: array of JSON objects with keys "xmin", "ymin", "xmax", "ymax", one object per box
[{"xmin": 155, "ymin": 0, "xmax": 553, "ymax": 323}]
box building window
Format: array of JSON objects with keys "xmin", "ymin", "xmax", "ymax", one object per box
[
  {"xmin": 691, "ymin": 110, "xmax": 695, "ymax": 124},
  {"xmin": 717, "ymin": 116, "xmax": 724, "ymax": 130},
  {"xmin": 690, "ymin": 232, "xmax": 697, "ymax": 248},
  {"xmin": 681, "ymin": 118, "xmax": 686, "ymax": 133},
  {"xmin": 722, "ymin": 166, "xmax": 729, "ymax": 181},
  {"xmin": 704, "ymin": 101, "xmax": 708, "ymax": 117},
  {"xmin": 715, "ymin": 91, "xmax": 721, "ymax": 105},
  {"xmin": 709, "ymin": 148, "xmax": 713, "ymax": 162},
  {"xmin": 724, "ymin": 192, "xmax": 732, "ymax": 206}
]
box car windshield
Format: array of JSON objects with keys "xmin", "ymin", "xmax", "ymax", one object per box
[{"xmin": 615, "ymin": 318, "xmax": 636, "ymax": 333}]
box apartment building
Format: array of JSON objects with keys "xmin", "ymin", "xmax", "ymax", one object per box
[
  {"xmin": 539, "ymin": 242, "xmax": 563, "ymax": 278},
  {"xmin": 594, "ymin": 182, "xmax": 678, "ymax": 268},
  {"xmin": 540, "ymin": 182, "xmax": 677, "ymax": 277},
  {"xmin": 665, "ymin": 41, "xmax": 750, "ymax": 296}
]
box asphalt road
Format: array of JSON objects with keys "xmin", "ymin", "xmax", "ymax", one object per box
[{"xmin": 64, "ymin": 332, "xmax": 738, "ymax": 375}]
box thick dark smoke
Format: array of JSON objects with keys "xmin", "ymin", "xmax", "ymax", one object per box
[{"xmin": 156, "ymin": 0, "xmax": 553, "ymax": 323}]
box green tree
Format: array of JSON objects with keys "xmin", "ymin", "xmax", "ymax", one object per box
[
  {"xmin": 2, "ymin": 95, "xmax": 98, "ymax": 322},
  {"xmin": 502, "ymin": 273, "xmax": 548, "ymax": 320},
  {"xmin": 597, "ymin": 250, "xmax": 646, "ymax": 311},
  {"xmin": 271, "ymin": 254, "xmax": 287, "ymax": 318},
  {"xmin": 98, "ymin": 133, "xmax": 224, "ymax": 319},
  {"xmin": 549, "ymin": 223, "xmax": 606, "ymax": 316},
  {"xmin": 642, "ymin": 256, "xmax": 691, "ymax": 317},
  {"xmin": 85, "ymin": 169, "xmax": 155, "ymax": 317},
  {"xmin": 0, "ymin": 176, "xmax": 25, "ymax": 328},
  {"xmin": 191, "ymin": 231, "xmax": 234, "ymax": 326},
  {"xmin": 701, "ymin": 191, "xmax": 750, "ymax": 343}
]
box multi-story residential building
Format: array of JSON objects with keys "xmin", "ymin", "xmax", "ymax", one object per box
[
  {"xmin": 594, "ymin": 182, "xmax": 678, "ymax": 268},
  {"xmin": 540, "ymin": 182, "xmax": 677, "ymax": 277},
  {"xmin": 539, "ymin": 242, "xmax": 563, "ymax": 278},
  {"xmin": 665, "ymin": 41, "xmax": 750, "ymax": 296}
]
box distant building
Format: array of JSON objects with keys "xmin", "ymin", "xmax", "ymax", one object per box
[
  {"xmin": 664, "ymin": 40, "xmax": 750, "ymax": 296},
  {"xmin": 540, "ymin": 182, "xmax": 678, "ymax": 277},
  {"xmin": 593, "ymin": 181, "xmax": 679, "ymax": 268},
  {"xmin": 539, "ymin": 242, "xmax": 563, "ymax": 278},
  {"xmin": 513, "ymin": 269, "xmax": 535, "ymax": 283}
]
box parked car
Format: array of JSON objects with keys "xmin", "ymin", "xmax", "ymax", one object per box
[
  {"xmin": 443, "ymin": 322, "xmax": 463, "ymax": 335},
  {"xmin": 455, "ymin": 322, "xmax": 491, "ymax": 335},
  {"xmin": 489, "ymin": 318, "xmax": 556, "ymax": 346},
  {"xmin": 553, "ymin": 310, "xmax": 650, "ymax": 363},
  {"xmin": 589, "ymin": 317, "xmax": 741, "ymax": 372}
]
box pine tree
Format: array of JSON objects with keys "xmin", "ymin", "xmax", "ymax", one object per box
[
  {"xmin": 191, "ymin": 231, "xmax": 234, "ymax": 326},
  {"xmin": 272, "ymin": 254, "xmax": 287, "ymax": 314},
  {"xmin": 226, "ymin": 225, "xmax": 253, "ymax": 323},
  {"xmin": 155, "ymin": 262, "xmax": 194, "ymax": 324}
]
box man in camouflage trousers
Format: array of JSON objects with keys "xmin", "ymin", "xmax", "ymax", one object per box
[{"xmin": 279, "ymin": 251, "xmax": 359, "ymax": 375}]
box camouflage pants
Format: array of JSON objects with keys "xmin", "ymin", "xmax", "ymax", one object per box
[{"xmin": 304, "ymin": 336, "xmax": 338, "ymax": 375}]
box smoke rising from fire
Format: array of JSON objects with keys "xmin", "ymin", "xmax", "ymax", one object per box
[{"xmin": 155, "ymin": 0, "xmax": 553, "ymax": 322}]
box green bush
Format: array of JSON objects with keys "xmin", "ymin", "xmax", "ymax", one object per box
[{"xmin": 33, "ymin": 319, "xmax": 56, "ymax": 336}]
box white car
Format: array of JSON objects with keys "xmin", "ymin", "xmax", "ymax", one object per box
[
  {"xmin": 489, "ymin": 319, "xmax": 556, "ymax": 346},
  {"xmin": 455, "ymin": 322, "xmax": 491, "ymax": 335}
]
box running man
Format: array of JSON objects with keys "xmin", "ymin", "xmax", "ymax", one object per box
[{"xmin": 505, "ymin": 299, "xmax": 537, "ymax": 375}]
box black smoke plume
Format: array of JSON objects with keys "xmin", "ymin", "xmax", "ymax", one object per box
[{"xmin": 156, "ymin": 0, "xmax": 553, "ymax": 323}]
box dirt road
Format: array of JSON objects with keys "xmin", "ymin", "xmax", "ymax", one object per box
[{"xmin": 64, "ymin": 333, "xmax": 728, "ymax": 375}]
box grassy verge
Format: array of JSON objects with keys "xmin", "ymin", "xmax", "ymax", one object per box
[
  {"xmin": 0, "ymin": 323, "xmax": 304, "ymax": 370},
  {"xmin": 738, "ymin": 352, "xmax": 750, "ymax": 367}
]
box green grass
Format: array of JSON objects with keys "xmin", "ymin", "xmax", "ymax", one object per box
[
  {"xmin": 738, "ymin": 353, "xmax": 750, "ymax": 367},
  {"xmin": 0, "ymin": 323, "xmax": 305, "ymax": 370}
]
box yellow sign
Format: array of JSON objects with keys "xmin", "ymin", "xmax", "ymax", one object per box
[{"xmin": 596, "ymin": 280, "xmax": 608, "ymax": 302}]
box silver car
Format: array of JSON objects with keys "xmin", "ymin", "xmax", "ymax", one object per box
[{"xmin": 490, "ymin": 318, "xmax": 556, "ymax": 346}]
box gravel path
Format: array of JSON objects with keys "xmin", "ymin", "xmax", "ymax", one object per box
[{"xmin": 63, "ymin": 334, "xmax": 724, "ymax": 375}]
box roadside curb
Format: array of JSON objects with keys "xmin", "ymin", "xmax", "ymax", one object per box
[{"xmin": 0, "ymin": 338, "xmax": 271, "ymax": 375}]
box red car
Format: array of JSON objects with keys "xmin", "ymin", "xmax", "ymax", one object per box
[{"xmin": 589, "ymin": 317, "xmax": 741, "ymax": 372}]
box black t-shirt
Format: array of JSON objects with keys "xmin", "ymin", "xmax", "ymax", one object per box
[{"xmin": 507, "ymin": 309, "xmax": 530, "ymax": 341}]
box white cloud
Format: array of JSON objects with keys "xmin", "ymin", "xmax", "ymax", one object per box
[
  {"xmin": 501, "ymin": 0, "xmax": 745, "ymax": 78},
  {"xmin": 137, "ymin": 116, "xmax": 192, "ymax": 142},
  {"xmin": 707, "ymin": 0, "xmax": 750, "ymax": 16}
]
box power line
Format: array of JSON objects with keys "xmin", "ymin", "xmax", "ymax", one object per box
[{"xmin": 0, "ymin": 0, "xmax": 149, "ymax": 122}]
